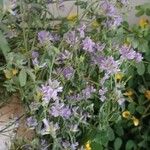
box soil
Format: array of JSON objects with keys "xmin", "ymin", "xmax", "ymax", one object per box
[{"xmin": 0, "ymin": 94, "xmax": 34, "ymax": 150}]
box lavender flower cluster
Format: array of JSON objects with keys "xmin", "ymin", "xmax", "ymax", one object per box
[
  {"xmin": 40, "ymin": 79, "xmax": 63, "ymax": 103},
  {"xmin": 100, "ymin": 0, "xmax": 123, "ymax": 28},
  {"xmin": 119, "ymin": 44, "xmax": 143, "ymax": 62},
  {"xmin": 38, "ymin": 31, "xmax": 60, "ymax": 45},
  {"xmin": 31, "ymin": 51, "xmax": 47, "ymax": 68},
  {"xmin": 25, "ymin": 1, "xmax": 144, "ymax": 149}
]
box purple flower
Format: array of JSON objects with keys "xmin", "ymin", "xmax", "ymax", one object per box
[
  {"xmin": 62, "ymin": 141, "xmax": 71, "ymax": 149},
  {"xmin": 38, "ymin": 31, "xmax": 59, "ymax": 44},
  {"xmin": 99, "ymin": 87, "xmax": 108, "ymax": 95},
  {"xmin": 57, "ymin": 50, "xmax": 72, "ymax": 62},
  {"xmin": 62, "ymin": 66, "xmax": 74, "ymax": 80},
  {"xmin": 113, "ymin": 15, "xmax": 122, "ymax": 27},
  {"xmin": 91, "ymin": 54, "xmax": 105, "ymax": 65},
  {"xmin": 100, "ymin": 56, "xmax": 120, "ymax": 75},
  {"xmin": 95, "ymin": 43, "xmax": 106, "ymax": 52},
  {"xmin": 38, "ymin": 31, "xmax": 51, "ymax": 44},
  {"xmin": 62, "ymin": 141, "xmax": 78, "ymax": 150},
  {"xmin": 77, "ymin": 24, "xmax": 86, "ymax": 38},
  {"xmin": 134, "ymin": 52, "xmax": 143, "ymax": 62},
  {"xmin": 32, "ymin": 57, "xmax": 39, "ymax": 66},
  {"xmin": 100, "ymin": 1, "xmax": 122, "ymax": 28},
  {"xmin": 65, "ymin": 31, "xmax": 78, "ymax": 46},
  {"xmin": 40, "ymin": 80, "xmax": 63, "ymax": 103},
  {"xmin": 82, "ymin": 37, "xmax": 95, "ymax": 52},
  {"xmin": 100, "ymin": 73, "xmax": 109, "ymax": 85},
  {"xmin": 119, "ymin": 45, "xmax": 136, "ymax": 60},
  {"xmin": 56, "ymin": 66, "xmax": 74, "ymax": 80},
  {"xmin": 119, "ymin": 45, "xmax": 143, "ymax": 62},
  {"xmin": 99, "ymin": 87, "xmax": 108, "ymax": 102},
  {"xmin": 118, "ymin": 97, "xmax": 125, "ymax": 106},
  {"xmin": 31, "ymin": 51, "xmax": 47, "ymax": 69},
  {"xmin": 67, "ymin": 93, "xmax": 83, "ymax": 101},
  {"xmin": 50, "ymin": 33, "xmax": 60, "ymax": 42},
  {"xmin": 41, "ymin": 118, "xmax": 59, "ymax": 136},
  {"xmin": 40, "ymin": 139, "xmax": 49, "ymax": 150},
  {"xmin": 100, "ymin": 1, "xmax": 116, "ymax": 17},
  {"xmin": 50, "ymin": 101, "xmax": 71, "ymax": 119},
  {"xmin": 100, "ymin": 95, "xmax": 106, "ymax": 102},
  {"xmin": 61, "ymin": 106, "xmax": 72, "ymax": 119},
  {"xmin": 31, "ymin": 51, "xmax": 39, "ymax": 66},
  {"xmin": 32, "ymin": 51, "xmax": 39, "ymax": 59},
  {"xmin": 26, "ymin": 116, "xmax": 38, "ymax": 129},
  {"xmin": 82, "ymin": 85, "xmax": 96, "ymax": 99},
  {"xmin": 105, "ymin": 16, "xmax": 122, "ymax": 28},
  {"xmin": 71, "ymin": 142, "xmax": 79, "ymax": 150}
]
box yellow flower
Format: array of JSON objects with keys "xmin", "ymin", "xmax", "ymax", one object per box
[
  {"xmin": 144, "ymin": 90, "xmax": 150, "ymax": 100},
  {"xmin": 85, "ymin": 141, "xmax": 91, "ymax": 150},
  {"xmin": 12, "ymin": 69, "xmax": 18, "ymax": 75},
  {"xmin": 115, "ymin": 72, "xmax": 123, "ymax": 81},
  {"xmin": 123, "ymin": 89, "xmax": 134, "ymax": 97},
  {"xmin": 139, "ymin": 18, "xmax": 149, "ymax": 28},
  {"xmin": 4, "ymin": 69, "xmax": 13, "ymax": 79},
  {"xmin": 122, "ymin": 111, "xmax": 131, "ymax": 119},
  {"xmin": 91, "ymin": 20, "xmax": 100, "ymax": 28},
  {"xmin": 67, "ymin": 13, "xmax": 78, "ymax": 22},
  {"xmin": 132, "ymin": 116, "xmax": 139, "ymax": 126}
]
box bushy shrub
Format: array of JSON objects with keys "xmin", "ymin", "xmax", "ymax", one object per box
[{"xmin": 0, "ymin": 0, "xmax": 149, "ymax": 150}]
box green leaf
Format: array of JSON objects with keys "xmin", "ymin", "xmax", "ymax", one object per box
[
  {"xmin": 136, "ymin": 106, "xmax": 145, "ymax": 114},
  {"xmin": 126, "ymin": 140, "xmax": 137, "ymax": 150},
  {"xmin": 128, "ymin": 103, "xmax": 136, "ymax": 114},
  {"xmin": 138, "ymin": 85, "xmax": 146, "ymax": 93},
  {"xmin": 136, "ymin": 62, "xmax": 145, "ymax": 75},
  {"xmin": 109, "ymin": 112, "xmax": 120, "ymax": 122},
  {"xmin": 147, "ymin": 64, "xmax": 150, "ymax": 74},
  {"xmin": 126, "ymin": 66, "xmax": 135, "ymax": 76},
  {"xmin": 107, "ymin": 127, "xmax": 115, "ymax": 141},
  {"xmin": 139, "ymin": 40, "xmax": 149, "ymax": 53},
  {"xmin": 53, "ymin": 47, "xmax": 59, "ymax": 54},
  {"xmin": 138, "ymin": 95, "xmax": 145, "ymax": 105},
  {"xmin": 136, "ymin": 10, "xmax": 145, "ymax": 17},
  {"xmin": 0, "ymin": 30, "xmax": 11, "ymax": 60},
  {"xmin": 19, "ymin": 69, "xmax": 27, "ymax": 87},
  {"xmin": 114, "ymin": 138, "xmax": 122, "ymax": 150},
  {"xmin": 146, "ymin": 8, "xmax": 150, "ymax": 16},
  {"xmin": 132, "ymin": 39, "xmax": 139, "ymax": 49},
  {"xmin": 26, "ymin": 69, "xmax": 36, "ymax": 81},
  {"xmin": 93, "ymin": 130, "xmax": 108, "ymax": 146},
  {"xmin": 135, "ymin": 5, "xmax": 142, "ymax": 10},
  {"xmin": 91, "ymin": 142, "xmax": 103, "ymax": 150},
  {"xmin": 115, "ymin": 124, "xmax": 124, "ymax": 136}
]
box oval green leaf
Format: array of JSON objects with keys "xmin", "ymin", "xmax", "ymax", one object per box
[{"xmin": 19, "ymin": 69, "xmax": 27, "ymax": 87}]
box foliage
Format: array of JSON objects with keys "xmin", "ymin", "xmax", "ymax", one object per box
[{"xmin": 0, "ymin": 0, "xmax": 149, "ymax": 150}]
